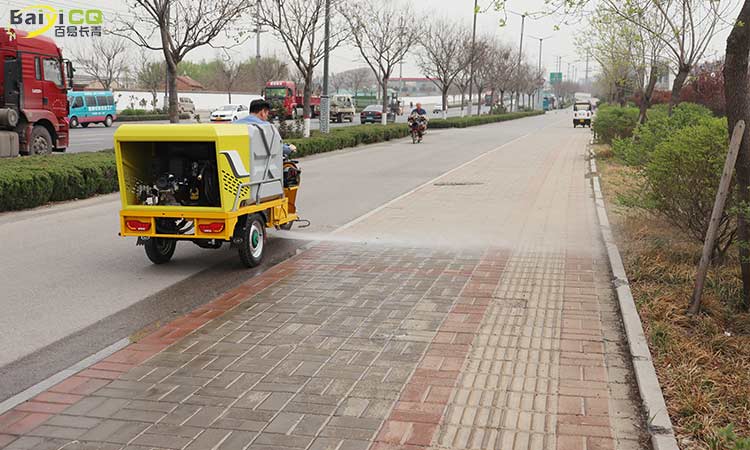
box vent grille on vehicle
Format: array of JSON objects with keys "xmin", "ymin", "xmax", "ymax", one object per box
[{"xmin": 222, "ymin": 170, "xmax": 250, "ymax": 197}]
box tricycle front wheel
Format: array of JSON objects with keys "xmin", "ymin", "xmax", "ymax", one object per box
[
  {"xmin": 238, "ymin": 214, "xmax": 266, "ymax": 268},
  {"xmin": 144, "ymin": 238, "xmax": 177, "ymax": 264}
]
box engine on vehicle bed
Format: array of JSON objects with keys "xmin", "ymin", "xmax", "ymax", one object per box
[{"xmin": 136, "ymin": 157, "xmax": 220, "ymax": 207}]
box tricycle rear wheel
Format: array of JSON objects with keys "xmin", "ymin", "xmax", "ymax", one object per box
[
  {"xmin": 238, "ymin": 214, "xmax": 266, "ymax": 268},
  {"xmin": 144, "ymin": 238, "xmax": 176, "ymax": 264}
]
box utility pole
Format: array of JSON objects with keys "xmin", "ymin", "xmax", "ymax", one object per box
[
  {"xmin": 320, "ymin": 0, "xmax": 331, "ymax": 133},
  {"xmin": 256, "ymin": 0, "xmax": 261, "ymax": 59},
  {"xmin": 585, "ymin": 51, "xmax": 590, "ymax": 84},
  {"xmin": 467, "ymin": 0, "xmax": 478, "ymax": 117},
  {"xmin": 528, "ymin": 35, "xmax": 552, "ymax": 110},
  {"xmin": 399, "ymin": 61, "xmax": 403, "ymax": 97},
  {"xmin": 513, "ymin": 13, "xmax": 526, "ymax": 112}
]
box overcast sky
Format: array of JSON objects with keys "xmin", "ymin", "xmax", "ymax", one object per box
[{"xmin": 1, "ymin": 0, "xmax": 738, "ymax": 81}]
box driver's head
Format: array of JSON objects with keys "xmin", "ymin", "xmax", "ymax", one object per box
[
  {"xmin": 416, "ymin": 103, "xmax": 422, "ymax": 109},
  {"xmin": 250, "ymin": 99, "xmax": 272, "ymax": 121}
]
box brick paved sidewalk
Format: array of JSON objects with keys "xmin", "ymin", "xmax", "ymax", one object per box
[{"xmin": 0, "ymin": 122, "xmax": 649, "ymax": 449}]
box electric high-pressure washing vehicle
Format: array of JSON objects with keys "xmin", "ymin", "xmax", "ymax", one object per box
[{"xmin": 114, "ymin": 122, "xmax": 301, "ymax": 267}]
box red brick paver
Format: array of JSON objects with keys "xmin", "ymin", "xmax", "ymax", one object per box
[{"xmin": 0, "ymin": 120, "xmax": 648, "ymax": 450}]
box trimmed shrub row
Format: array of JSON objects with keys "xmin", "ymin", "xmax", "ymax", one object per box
[
  {"xmin": 591, "ymin": 105, "xmax": 639, "ymax": 144},
  {"xmin": 0, "ymin": 110, "xmax": 543, "ymax": 211},
  {"xmin": 0, "ymin": 151, "xmax": 118, "ymax": 211},
  {"xmin": 429, "ymin": 110, "xmax": 544, "ymax": 128}
]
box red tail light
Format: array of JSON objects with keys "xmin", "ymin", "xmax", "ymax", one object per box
[
  {"xmin": 198, "ymin": 222, "xmax": 225, "ymax": 233},
  {"xmin": 126, "ymin": 220, "xmax": 151, "ymax": 232}
]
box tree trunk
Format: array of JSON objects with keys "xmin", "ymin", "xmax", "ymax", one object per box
[
  {"xmin": 725, "ymin": 0, "xmax": 750, "ymax": 311},
  {"xmin": 441, "ymin": 88, "xmax": 448, "ymax": 112},
  {"xmin": 166, "ymin": 61, "xmax": 179, "ymax": 123},
  {"xmin": 499, "ymin": 90, "xmax": 505, "ymax": 108},
  {"xmin": 668, "ymin": 65, "xmax": 690, "ymax": 115},
  {"xmin": 381, "ymin": 78, "xmax": 388, "ymax": 125},
  {"xmin": 460, "ymin": 89, "xmax": 465, "ymax": 117},
  {"xmin": 476, "ymin": 86, "xmax": 482, "ymax": 116},
  {"xmin": 228, "ymin": 90, "xmax": 232, "ymax": 104},
  {"xmin": 303, "ymin": 69, "xmax": 313, "ymax": 138},
  {"xmin": 639, "ymin": 64, "xmax": 660, "ymax": 124}
]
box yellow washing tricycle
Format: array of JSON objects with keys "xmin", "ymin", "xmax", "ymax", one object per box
[{"xmin": 114, "ymin": 123, "xmax": 301, "ymax": 267}]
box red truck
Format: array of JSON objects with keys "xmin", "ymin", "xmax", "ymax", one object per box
[
  {"xmin": 263, "ymin": 80, "xmax": 320, "ymax": 120},
  {"xmin": 0, "ymin": 28, "xmax": 73, "ymax": 156}
]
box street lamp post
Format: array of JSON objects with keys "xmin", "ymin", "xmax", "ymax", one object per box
[
  {"xmin": 507, "ymin": 10, "xmax": 527, "ymax": 113},
  {"xmin": 467, "ymin": 0, "xmax": 478, "ymax": 117},
  {"xmin": 320, "ymin": 0, "xmax": 331, "ymax": 134},
  {"xmin": 256, "ymin": 0, "xmax": 261, "ymax": 59},
  {"xmin": 528, "ymin": 34, "xmax": 552, "ymax": 110}
]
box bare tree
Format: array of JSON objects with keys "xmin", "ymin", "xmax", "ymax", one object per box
[
  {"xmin": 73, "ymin": 37, "xmax": 129, "ymax": 90},
  {"xmin": 214, "ymin": 53, "xmax": 246, "ymax": 103},
  {"xmin": 342, "ymin": 0, "xmax": 412, "ymax": 125},
  {"xmin": 136, "ymin": 56, "xmax": 165, "ymax": 111},
  {"xmin": 249, "ymin": 56, "xmax": 289, "ymax": 92},
  {"xmin": 471, "ymin": 37, "xmax": 495, "ymax": 115},
  {"xmin": 598, "ymin": 0, "xmax": 727, "ymax": 114},
  {"xmin": 258, "ymin": 0, "xmax": 347, "ymax": 136},
  {"xmin": 340, "ymin": 67, "xmax": 375, "ymax": 97},
  {"xmin": 113, "ymin": 0, "xmax": 254, "ymax": 123},
  {"xmin": 418, "ymin": 19, "xmax": 469, "ymax": 118},
  {"xmin": 487, "ymin": 45, "xmax": 515, "ymax": 111}
]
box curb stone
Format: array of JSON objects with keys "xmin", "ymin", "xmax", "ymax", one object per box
[{"xmin": 587, "ymin": 145, "xmax": 680, "ymax": 450}]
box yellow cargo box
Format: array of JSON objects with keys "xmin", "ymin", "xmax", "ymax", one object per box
[{"xmin": 114, "ymin": 123, "xmax": 300, "ymax": 267}]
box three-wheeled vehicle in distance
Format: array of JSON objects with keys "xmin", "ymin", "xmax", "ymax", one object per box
[{"xmin": 114, "ymin": 122, "xmax": 300, "ymax": 267}]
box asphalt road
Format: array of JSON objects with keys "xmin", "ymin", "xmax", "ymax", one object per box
[
  {"xmin": 65, "ymin": 105, "xmax": 487, "ymax": 153},
  {"xmin": 0, "ymin": 109, "xmax": 566, "ymax": 402}
]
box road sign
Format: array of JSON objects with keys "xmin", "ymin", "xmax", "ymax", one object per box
[{"xmin": 550, "ymin": 72, "xmax": 563, "ymax": 84}]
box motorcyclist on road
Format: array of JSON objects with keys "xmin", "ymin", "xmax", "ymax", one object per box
[
  {"xmin": 411, "ymin": 102, "xmax": 427, "ymax": 116},
  {"xmin": 234, "ymin": 99, "xmax": 296, "ymax": 157},
  {"xmin": 408, "ymin": 103, "xmax": 428, "ymax": 143}
]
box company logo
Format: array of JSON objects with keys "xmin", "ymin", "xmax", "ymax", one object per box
[{"xmin": 8, "ymin": 5, "xmax": 104, "ymax": 39}]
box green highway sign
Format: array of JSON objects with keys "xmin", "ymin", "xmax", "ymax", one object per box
[{"xmin": 550, "ymin": 72, "xmax": 563, "ymax": 84}]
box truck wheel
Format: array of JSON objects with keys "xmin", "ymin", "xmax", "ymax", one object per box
[
  {"xmin": 70, "ymin": 116, "xmax": 79, "ymax": 128},
  {"xmin": 29, "ymin": 126, "xmax": 53, "ymax": 155},
  {"xmin": 238, "ymin": 214, "xmax": 266, "ymax": 268},
  {"xmin": 104, "ymin": 115, "xmax": 113, "ymax": 127},
  {"xmin": 81, "ymin": 123, "xmax": 89, "ymax": 128},
  {"xmin": 144, "ymin": 238, "xmax": 176, "ymax": 264}
]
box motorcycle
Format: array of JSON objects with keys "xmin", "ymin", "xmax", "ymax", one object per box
[{"xmin": 408, "ymin": 114, "xmax": 428, "ymax": 144}]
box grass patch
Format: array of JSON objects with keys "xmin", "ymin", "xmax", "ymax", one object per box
[{"xmin": 597, "ymin": 149, "xmax": 750, "ymax": 449}]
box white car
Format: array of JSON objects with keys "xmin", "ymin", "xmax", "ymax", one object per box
[{"xmin": 210, "ymin": 104, "xmax": 249, "ymax": 122}]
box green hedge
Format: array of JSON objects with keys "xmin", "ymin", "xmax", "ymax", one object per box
[
  {"xmin": 1, "ymin": 110, "xmax": 542, "ymax": 211},
  {"xmin": 0, "ymin": 151, "xmax": 118, "ymax": 211},
  {"xmin": 592, "ymin": 105, "xmax": 640, "ymax": 144},
  {"xmin": 117, "ymin": 113, "xmax": 191, "ymax": 122},
  {"xmin": 429, "ymin": 110, "xmax": 543, "ymax": 128}
]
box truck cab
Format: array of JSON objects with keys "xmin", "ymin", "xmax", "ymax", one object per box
[
  {"xmin": 0, "ymin": 28, "xmax": 73, "ymax": 155},
  {"xmin": 263, "ymin": 80, "xmax": 320, "ymax": 120},
  {"xmin": 330, "ymin": 95, "xmax": 354, "ymax": 123}
]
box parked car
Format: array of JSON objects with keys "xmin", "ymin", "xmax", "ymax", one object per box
[
  {"xmin": 179, "ymin": 97, "xmax": 195, "ymax": 114},
  {"xmin": 360, "ymin": 105, "xmax": 395, "ymax": 124},
  {"xmin": 68, "ymin": 91, "xmax": 117, "ymax": 128},
  {"xmin": 210, "ymin": 104, "xmax": 249, "ymax": 122}
]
